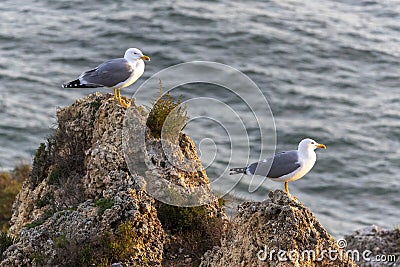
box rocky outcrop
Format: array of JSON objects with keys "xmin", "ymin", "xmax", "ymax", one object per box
[
  {"xmin": 3, "ymin": 92, "xmax": 382, "ymax": 267},
  {"xmin": 345, "ymin": 225, "xmax": 400, "ymax": 266},
  {"xmin": 200, "ymin": 190, "xmax": 357, "ymax": 267},
  {"xmin": 1, "ymin": 93, "xmax": 224, "ymax": 266}
]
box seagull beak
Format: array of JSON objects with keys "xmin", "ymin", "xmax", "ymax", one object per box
[
  {"xmin": 141, "ymin": 55, "xmax": 151, "ymax": 61},
  {"xmin": 316, "ymin": 143, "xmax": 326, "ymax": 149}
]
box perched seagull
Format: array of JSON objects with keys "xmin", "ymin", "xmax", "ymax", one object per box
[
  {"xmin": 62, "ymin": 48, "xmax": 150, "ymax": 108},
  {"xmin": 230, "ymin": 138, "xmax": 326, "ymax": 194}
]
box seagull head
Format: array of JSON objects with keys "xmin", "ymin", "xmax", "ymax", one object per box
[
  {"xmin": 298, "ymin": 138, "xmax": 326, "ymax": 152},
  {"xmin": 124, "ymin": 48, "xmax": 151, "ymax": 62}
]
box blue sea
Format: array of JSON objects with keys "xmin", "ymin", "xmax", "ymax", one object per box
[{"xmin": 0, "ymin": 0, "xmax": 399, "ymax": 238}]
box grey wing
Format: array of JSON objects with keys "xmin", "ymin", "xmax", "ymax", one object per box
[
  {"xmin": 79, "ymin": 58, "xmax": 133, "ymax": 87},
  {"xmin": 247, "ymin": 150, "xmax": 300, "ymax": 178}
]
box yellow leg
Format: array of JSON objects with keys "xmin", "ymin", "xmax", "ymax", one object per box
[
  {"xmin": 116, "ymin": 88, "xmax": 131, "ymax": 108},
  {"xmin": 285, "ymin": 182, "xmax": 290, "ymax": 194},
  {"xmin": 113, "ymin": 88, "xmax": 118, "ymax": 99}
]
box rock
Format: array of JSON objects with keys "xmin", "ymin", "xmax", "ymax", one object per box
[
  {"xmin": 200, "ymin": 190, "xmax": 357, "ymax": 267},
  {"xmin": 1, "ymin": 92, "xmax": 364, "ymax": 267},
  {"xmin": 2, "ymin": 93, "xmax": 165, "ymax": 266},
  {"xmin": 0, "ymin": 94, "xmax": 208, "ymax": 266},
  {"xmin": 344, "ymin": 225, "xmax": 400, "ymax": 266},
  {"xmin": 1, "ymin": 93, "xmax": 225, "ymax": 267}
]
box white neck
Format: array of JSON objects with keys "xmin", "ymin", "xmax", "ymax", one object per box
[{"xmin": 298, "ymin": 147, "xmax": 316, "ymax": 161}]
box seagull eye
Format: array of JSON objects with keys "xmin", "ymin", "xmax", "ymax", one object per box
[{"xmin": 311, "ymin": 141, "xmax": 315, "ymax": 144}]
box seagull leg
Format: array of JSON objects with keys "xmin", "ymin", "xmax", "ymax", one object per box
[
  {"xmin": 113, "ymin": 88, "xmax": 120, "ymax": 102},
  {"xmin": 284, "ymin": 182, "xmax": 290, "ymax": 194},
  {"xmin": 117, "ymin": 89, "xmax": 131, "ymax": 108}
]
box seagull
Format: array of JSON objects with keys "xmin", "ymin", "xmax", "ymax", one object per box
[
  {"xmin": 62, "ymin": 48, "xmax": 150, "ymax": 108},
  {"xmin": 230, "ymin": 138, "xmax": 326, "ymax": 194}
]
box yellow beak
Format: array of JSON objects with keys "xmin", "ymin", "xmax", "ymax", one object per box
[
  {"xmin": 141, "ymin": 55, "xmax": 151, "ymax": 61},
  {"xmin": 317, "ymin": 143, "xmax": 327, "ymax": 149}
]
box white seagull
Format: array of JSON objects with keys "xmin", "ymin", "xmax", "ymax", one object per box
[
  {"xmin": 230, "ymin": 138, "xmax": 326, "ymax": 194},
  {"xmin": 62, "ymin": 48, "xmax": 150, "ymax": 108}
]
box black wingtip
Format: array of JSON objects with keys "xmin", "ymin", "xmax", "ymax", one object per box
[
  {"xmin": 62, "ymin": 79, "xmax": 82, "ymax": 88},
  {"xmin": 229, "ymin": 167, "xmax": 246, "ymax": 175}
]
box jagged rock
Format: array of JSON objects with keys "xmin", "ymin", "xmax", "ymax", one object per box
[
  {"xmin": 2, "ymin": 94, "xmax": 164, "ymax": 266},
  {"xmin": 2, "ymin": 92, "xmax": 365, "ymax": 267},
  {"xmin": 344, "ymin": 225, "xmax": 400, "ymax": 266},
  {"xmin": 1, "ymin": 93, "xmax": 224, "ymax": 266},
  {"xmin": 200, "ymin": 190, "xmax": 357, "ymax": 267}
]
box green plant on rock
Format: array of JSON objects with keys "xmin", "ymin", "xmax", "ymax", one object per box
[
  {"xmin": 78, "ymin": 222, "xmax": 148, "ymax": 265},
  {"xmin": 47, "ymin": 164, "xmax": 65, "ymax": 185},
  {"xmin": 146, "ymin": 81, "xmax": 189, "ymax": 140},
  {"xmin": 53, "ymin": 233, "xmax": 69, "ymax": 248},
  {"xmin": 78, "ymin": 245, "xmax": 94, "ymax": 266},
  {"xmin": 0, "ymin": 232, "xmax": 15, "ymax": 260},
  {"xmin": 31, "ymin": 143, "xmax": 50, "ymax": 187},
  {"xmin": 158, "ymin": 204, "xmax": 212, "ymax": 232},
  {"xmin": 29, "ymin": 252, "xmax": 46, "ymax": 265},
  {"xmin": 111, "ymin": 221, "xmax": 141, "ymax": 262},
  {"xmin": 25, "ymin": 208, "xmax": 54, "ymax": 229},
  {"xmin": 94, "ymin": 198, "xmax": 114, "ymax": 216},
  {"xmin": 76, "ymin": 233, "xmax": 113, "ymax": 266},
  {"xmin": 157, "ymin": 203, "xmax": 225, "ymax": 265},
  {"xmin": 36, "ymin": 192, "xmax": 53, "ymax": 208},
  {"xmin": 217, "ymin": 197, "xmax": 226, "ymax": 207},
  {"xmin": 90, "ymin": 97, "xmax": 102, "ymax": 126}
]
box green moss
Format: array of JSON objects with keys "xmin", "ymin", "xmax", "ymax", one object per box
[
  {"xmin": 53, "ymin": 234, "xmax": 69, "ymax": 248},
  {"xmin": 30, "ymin": 252, "xmax": 46, "ymax": 265},
  {"xmin": 76, "ymin": 233, "xmax": 113, "ymax": 266},
  {"xmin": 36, "ymin": 192, "xmax": 53, "ymax": 208},
  {"xmin": 76, "ymin": 222, "xmax": 147, "ymax": 265},
  {"xmin": 90, "ymin": 98, "xmax": 102, "ymax": 110},
  {"xmin": 110, "ymin": 221, "xmax": 141, "ymax": 261},
  {"xmin": 31, "ymin": 143, "xmax": 50, "ymax": 186},
  {"xmin": 66, "ymin": 206, "xmax": 78, "ymax": 212},
  {"xmin": 34, "ymin": 143, "xmax": 47, "ymax": 162},
  {"xmin": 47, "ymin": 164, "xmax": 64, "ymax": 186},
  {"xmin": 94, "ymin": 198, "xmax": 114, "ymax": 216},
  {"xmin": 158, "ymin": 204, "xmax": 213, "ymax": 232},
  {"xmin": 25, "ymin": 208, "xmax": 54, "ymax": 229},
  {"xmin": 0, "ymin": 232, "xmax": 15, "ymax": 260},
  {"xmin": 78, "ymin": 245, "xmax": 95, "ymax": 266},
  {"xmin": 146, "ymin": 81, "xmax": 189, "ymax": 140},
  {"xmin": 217, "ymin": 197, "xmax": 226, "ymax": 207},
  {"xmin": 53, "ymin": 220, "xmax": 152, "ymax": 266},
  {"xmin": 90, "ymin": 98, "xmax": 102, "ymax": 126},
  {"xmin": 157, "ymin": 203, "xmax": 224, "ymax": 265}
]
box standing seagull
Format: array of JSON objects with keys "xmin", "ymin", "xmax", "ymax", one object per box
[
  {"xmin": 62, "ymin": 48, "xmax": 150, "ymax": 108},
  {"xmin": 230, "ymin": 138, "xmax": 326, "ymax": 194}
]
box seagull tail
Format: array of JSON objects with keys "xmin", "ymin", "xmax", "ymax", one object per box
[
  {"xmin": 229, "ymin": 167, "xmax": 247, "ymax": 175},
  {"xmin": 62, "ymin": 79, "xmax": 100, "ymax": 88}
]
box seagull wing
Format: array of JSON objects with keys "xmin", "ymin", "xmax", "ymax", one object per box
[
  {"xmin": 79, "ymin": 58, "xmax": 133, "ymax": 87},
  {"xmin": 247, "ymin": 150, "xmax": 301, "ymax": 178}
]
